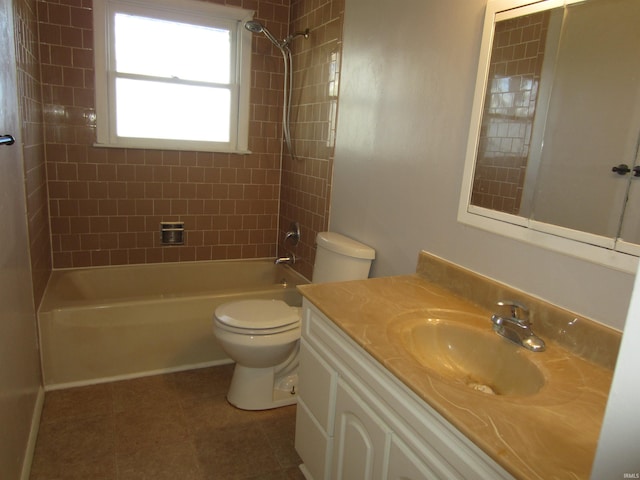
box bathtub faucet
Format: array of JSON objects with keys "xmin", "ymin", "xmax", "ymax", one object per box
[{"xmin": 275, "ymin": 253, "xmax": 296, "ymax": 265}]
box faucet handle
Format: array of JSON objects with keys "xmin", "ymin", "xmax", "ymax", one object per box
[
  {"xmin": 284, "ymin": 222, "xmax": 300, "ymax": 246},
  {"xmin": 496, "ymin": 300, "xmax": 529, "ymax": 322}
]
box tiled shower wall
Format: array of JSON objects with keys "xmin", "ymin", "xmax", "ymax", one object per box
[
  {"xmin": 280, "ymin": 0, "xmax": 343, "ymax": 279},
  {"xmin": 471, "ymin": 11, "xmax": 549, "ymax": 215},
  {"xmin": 15, "ymin": 0, "xmax": 51, "ymax": 305},
  {"xmin": 38, "ymin": 0, "xmax": 291, "ymax": 268}
]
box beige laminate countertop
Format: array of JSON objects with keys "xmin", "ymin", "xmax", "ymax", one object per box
[{"xmin": 298, "ymin": 274, "xmax": 613, "ymax": 480}]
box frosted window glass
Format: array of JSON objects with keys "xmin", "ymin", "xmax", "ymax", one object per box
[
  {"xmin": 114, "ymin": 13, "xmax": 230, "ymax": 84},
  {"xmin": 115, "ymin": 78, "xmax": 230, "ymax": 142}
]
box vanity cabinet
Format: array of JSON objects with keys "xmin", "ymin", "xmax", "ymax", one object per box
[{"xmin": 295, "ymin": 299, "xmax": 514, "ymax": 480}]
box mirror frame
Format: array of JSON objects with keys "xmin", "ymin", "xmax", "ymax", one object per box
[{"xmin": 458, "ymin": 0, "xmax": 639, "ymax": 274}]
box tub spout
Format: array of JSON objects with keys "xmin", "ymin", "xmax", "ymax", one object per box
[{"xmin": 275, "ymin": 254, "xmax": 296, "ymax": 265}]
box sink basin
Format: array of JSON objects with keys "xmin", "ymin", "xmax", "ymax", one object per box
[{"xmin": 391, "ymin": 317, "xmax": 546, "ymax": 396}]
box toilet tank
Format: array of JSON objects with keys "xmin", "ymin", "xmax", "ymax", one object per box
[{"xmin": 312, "ymin": 232, "xmax": 375, "ymax": 283}]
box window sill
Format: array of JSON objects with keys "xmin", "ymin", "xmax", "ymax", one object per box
[{"xmin": 93, "ymin": 142, "xmax": 251, "ymax": 155}]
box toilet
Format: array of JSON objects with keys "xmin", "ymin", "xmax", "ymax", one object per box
[{"xmin": 213, "ymin": 232, "xmax": 375, "ymax": 410}]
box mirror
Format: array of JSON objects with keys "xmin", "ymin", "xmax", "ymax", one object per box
[{"xmin": 459, "ymin": 0, "xmax": 640, "ymax": 273}]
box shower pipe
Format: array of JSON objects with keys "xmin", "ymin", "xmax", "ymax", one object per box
[{"xmin": 245, "ymin": 20, "xmax": 310, "ymax": 161}]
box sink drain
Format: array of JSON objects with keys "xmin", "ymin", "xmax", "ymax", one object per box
[{"xmin": 467, "ymin": 382, "xmax": 496, "ymax": 395}]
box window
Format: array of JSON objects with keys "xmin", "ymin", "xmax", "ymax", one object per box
[{"xmin": 93, "ymin": 0, "xmax": 253, "ymax": 152}]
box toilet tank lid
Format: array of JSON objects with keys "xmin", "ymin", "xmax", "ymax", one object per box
[{"xmin": 316, "ymin": 232, "xmax": 375, "ymax": 260}]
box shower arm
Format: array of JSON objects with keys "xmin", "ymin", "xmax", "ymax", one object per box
[{"xmin": 282, "ymin": 29, "xmax": 310, "ymax": 48}]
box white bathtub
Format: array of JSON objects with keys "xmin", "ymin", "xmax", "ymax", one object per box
[{"xmin": 38, "ymin": 259, "xmax": 307, "ymax": 389}]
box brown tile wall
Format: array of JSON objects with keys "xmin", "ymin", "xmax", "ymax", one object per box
[
  {"xmin": 38, "ymin": 0, "xmax": 291, "ymax": 268},
  {"xmin": 471, "ymin": 11, "xmax": 549, "ymax": 215},
  {"xmin": 15, "ymin": 0, "xmax": 51, "ymax": 306},
  {"xmin": 280, "ymin": 0, "xmax": 343, "ymax": 279}
]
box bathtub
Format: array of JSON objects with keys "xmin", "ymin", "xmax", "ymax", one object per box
[{"xmin": 38, "ymin": 259, "xmax": 307, "ymax": 389}]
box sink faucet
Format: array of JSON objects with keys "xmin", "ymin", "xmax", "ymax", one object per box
[
  {"xmin": 491, "ymin": 300, "xmax": 545, "ymax": 352},
  {"xmin": 274, "ymin": 253, "xmax": 296, "ymax": 265}
]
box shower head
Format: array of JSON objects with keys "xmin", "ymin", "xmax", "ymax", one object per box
[
  {"xmin": 244, "ymin": 20, "xmax": 264, "ymax": 34},
  {"xmin": 244, "ymin": 20, "xmax": 282, "ymax": 49}
]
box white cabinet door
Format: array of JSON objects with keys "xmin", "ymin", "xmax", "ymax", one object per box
[
  {"xmin": 295, "ymin": 398, "xmax": 333, "ymax": 480},
  {"xmin": 296, "ymin": 339, "xmax": 337, "ymax": 480},
  {"xmin": 387, "ymin": 436, "xmax": 442, "ymax": 480},
  {"xmin": 332, "ymin": 378, "xmax": 392, "ymax": 480},
  {"xmin": 298, "ymin": 338, "xmax": 337, "ymax": 433}
]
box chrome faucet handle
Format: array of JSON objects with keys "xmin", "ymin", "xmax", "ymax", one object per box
[
  {"xmin": 496, "ymin": 300, "xmax": 529, "ymax": 324},
  {"xmin": 492, "ymin": 301, "xmax": 545, "ymax": 352},
  {"xmin": 284, "ymin": 222, "xmax": 300, "ymax": 246}
]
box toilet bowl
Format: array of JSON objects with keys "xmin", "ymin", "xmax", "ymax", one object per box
[
  {"xmin": 213, "ymin": 232, "xmax": 375, "ymax": 410},
  {"xmin": 213, "ymin": 299, "xmax": 301, "ymax": 410}
]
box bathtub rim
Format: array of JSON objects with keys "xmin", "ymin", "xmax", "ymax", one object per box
[
  {"xmin": 39, "ymin": 258, "xmax": 309, "ymax": 313},
  {"xmin": 48, "ymin": 256, "xmax": 302, "ymax": 273}
]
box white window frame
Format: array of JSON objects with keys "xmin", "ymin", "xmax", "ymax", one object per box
[{"xmin": 93, "ymin": 0, "xmax": 253, "ymax": 153}]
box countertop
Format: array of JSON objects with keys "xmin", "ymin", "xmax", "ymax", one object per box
[{"xmin": 298, "ymin": 273, "xmax": 614, "ymax": 480}]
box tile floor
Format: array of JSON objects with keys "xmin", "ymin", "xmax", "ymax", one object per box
[{"xmin": 29, "ymin": 364, "xmax": 305, "ymax": 480}]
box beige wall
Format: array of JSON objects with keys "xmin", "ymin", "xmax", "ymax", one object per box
[
  {"xmin": 330, "ymin": 0, "xmax": 634, "ymax": 330},
  {"xmin": 0, "ymin": 0, "xmax": 43, "ymax": 477}
]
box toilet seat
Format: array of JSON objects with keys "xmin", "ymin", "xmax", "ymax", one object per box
[{"xmin": 214, "ymin": 299, "xmax": 301, "ymax": 336}]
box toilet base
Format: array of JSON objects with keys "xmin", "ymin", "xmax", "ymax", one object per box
[{"xmin": 227, "ymin": 364, "xmax": 298, "ymax": 410}]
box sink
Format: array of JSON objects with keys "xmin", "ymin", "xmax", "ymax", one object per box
[{"xmin": 390, "ymin": 316, "xmax": 546, "ymax": 396}]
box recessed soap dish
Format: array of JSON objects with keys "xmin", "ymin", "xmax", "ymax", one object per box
[{"xmin": 160, "ymin": 222, "xmax": 184, "ymax": 245}]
